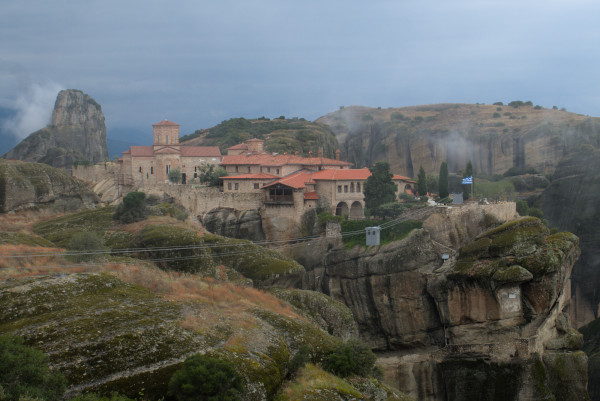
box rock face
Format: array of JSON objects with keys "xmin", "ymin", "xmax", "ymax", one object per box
[
  {"xmin": 3, "ymin": 89, "xmax": 108, "ymax": 169},
  {"xmin": 201, "ymin": 208, "xmax": 265, "ymax": 241},
  {"xmin": 539, "ymin": 147, "xmax": 600, "ymax": 328},
  {"xmin": 0, "ymin": 159, "xmax": 99, "ymax": 213},
  {"xmin": 317, "ymin": 104, "xmax": 600, "ymax": 177},
  {"xmin": 275, "ymin": 206, "xmax": 589, "ymax": 400}
]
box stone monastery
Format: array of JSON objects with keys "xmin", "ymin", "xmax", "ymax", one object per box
[{"xmin": 118, "ymin": 120, "xmax": 415, "ymax": 219}]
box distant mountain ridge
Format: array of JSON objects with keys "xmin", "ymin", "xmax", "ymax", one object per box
[
  {"xmin": 3, "ymin": 89, "xmax": 108, "ymax": 169},
  {"xmin": 316, "ymin": 103, "xmax": 600, "ymax": 177}
]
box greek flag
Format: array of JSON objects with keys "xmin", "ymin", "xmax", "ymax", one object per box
[{"xmin": 462, "ymin": 176, "xmax": 473, "ymax": 185}]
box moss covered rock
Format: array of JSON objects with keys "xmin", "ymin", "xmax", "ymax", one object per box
[{"xmin": 266, "ymin": 288, "xmax": 358, "ymax": 339}]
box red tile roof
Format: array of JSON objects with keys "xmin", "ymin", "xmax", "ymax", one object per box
[
  {"xmin": 393, "ymin": 174, "xmax": 416, "ymax": 183},
  {"xmin": 311, "ymin": 168, "xmax": 371, "ymax": 181},
  {"xmin": 304, "ymin": 191, "xmax": 319, "ymax": 200},
  {"xmin": 222, "ymin": 173, "xmax": 279, "ymax": 180},
  {"xmin": 227, "ymin": 143, "xmax": 248, "ymax": 150},
  {"xmin": 129, "ymin": 146, "xmax": 155, "ymax": 157},
  {"xmin": 153, "ymin": 120, "xmax": 179, "ymax": 126},
  {"xmin": 263, "ymin": 170, "xmax": 315, "ymax": 189},
  {"xmin": 221, "ymin": 153, "xmax": 352, "ymax": 167},
  {"xmin": 181, "ymin": 146, "xmax": 222, "ymax": 157}
]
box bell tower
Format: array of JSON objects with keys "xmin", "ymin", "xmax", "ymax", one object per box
[{"xmin": 153, "ymin": 120, "xmax": 180, "ymax": 146}]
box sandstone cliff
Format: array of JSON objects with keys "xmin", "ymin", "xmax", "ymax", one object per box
[
  {"xmin": 274, "ymin": 206, "xmax": 588, "ymax": 400},
  {"xmin": 317, "ymin": 104, "xmax": 600, "ymax": 176},
  {"xmin": 3, "ymin": 89, "xmax": 108, "ymax": 169},
  {"xmin": 0, "ymin": 159, "xmax": 99, "ymax": 213}
]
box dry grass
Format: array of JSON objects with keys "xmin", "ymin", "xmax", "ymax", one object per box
[
  {"xmin": 0, "ymin": 209, "xmax": 66, "ymax": 233},
  {"xmin": 0, "ymin": 251, "xmax": 302, "ymax": 332}
]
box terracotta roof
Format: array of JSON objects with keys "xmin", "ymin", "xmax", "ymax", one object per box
[
  {"xmin": 227, "ymin": 143, "xmax": 248, "ymax": 150},
  {"xmin": 304, "ymin": 191, "xmax": 319, "ymax": 200},
  {"xmin": 311, "ymin": 168, "xmax": 371, "ymax": 181},
  {"xmin": 393, "ymin": 174, "xmax": 416, "ymax": 183},
  {"xmin": 129, "ymin": 146, "xmax": 155, "ymax": 157},
  {"xmin": 222, "ymin": 173, "xmax": 279, "ymax": 180},
  {"xmin": 181, "ymin": 146, "xmax": 222, "ymax": 157},
  {"xmin": 221, "ymin": 153, "xmax": 352, "ymax": 167},
  {"xmin": 153, "ymin": 120, "xmax": 179, "ymax": 126},
  {"xmin": 263, "ymin": 169, "xmax": 315, "ymax": 189}
]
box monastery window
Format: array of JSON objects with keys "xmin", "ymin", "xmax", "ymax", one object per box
[
  {"xmin": 235, "ymin": 166, "xmax": 239, "ymax": 172},
  {"xmin": 235, "ymin": 183, "xmax": 239, "ymax": 190},
  {"xmin": 166, "ymin": 165, "xmax": 170, "ymax": 174},
  {"xmin": 151, "ymin": 167, "xmax": 153, "ymax": 174},
  {"xmin": 344, "ymin": 185, "xmax": 348, "ymax": 193},
  {"xmin": 254, "ymin": 183, "xmax": 259, "ymax": 189},
  {"xmin": 194, "ymin": 173, "xmax": 198, "ymax": 178},
  {"xmin": 357, "ymin": 183, "xmax": 361, "ymax": 192},
  {"xmin": 276, "ymin": 168, "xmax": 280, "ymax": 175},
  {"xmin": 338, "ymin": 185, "xmax": 342, "ymax": 193},
  {"xmin": 267, "ymin": 167, "xmax": 271, "ymax": 173},
  {"xmin": 166, "ymin": 136, "xmax": 169, "ymax": 145},
  {"xmin": 139, "ymin": 167, "xmax": 142, "ymax": 173},
  {"xmin": 194, "ymin": 167, "xmax": 197, "ymax": 172},
  {"xmin": 350, "ymin": 183, "xmax": 354, "ymax": 193},
  {"xmin": 228, "ymin": 183, "xmax": 232, "ymax": 190},
  {"xmin": 248, "ymin": 166, "xmax": 251, "ymax": 173}
]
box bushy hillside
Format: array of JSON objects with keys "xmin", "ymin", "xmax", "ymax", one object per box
[{"xmin": 181, "ymin": 117, "xmax": 339, "ymax": 158}]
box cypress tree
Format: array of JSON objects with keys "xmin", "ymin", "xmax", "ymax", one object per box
[
  {"xmin": 417, "ymin": 165, "xmax": 427, "ymax": 197},
  {"xmin": 439, "ymin": 161, "xmax": 449, "ymax": 198}
]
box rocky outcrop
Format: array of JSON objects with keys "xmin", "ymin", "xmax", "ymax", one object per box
[
  {"xmin": 201, "ymin": 207, "xmax": 265, "ymax": 241},
  {"xmin": 0, "ymin": 159, "xmax": 99, "ymax": 213},
  {"xmin": 317, "ymin": 104, "xmax": 600, "ymax": 177},
  {"xmin": 3, "ymin": 89, "xmax": 108, "ymax": 169},
  {"xmin": 275, "ymin": 205, "xmax": 588, "ymax": 400}
]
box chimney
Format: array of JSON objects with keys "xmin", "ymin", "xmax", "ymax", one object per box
[
  {"xmin": 336, "ymin": 149, "xmax": 340, "ymax": 161},
  {"xmin": 318, "ymin": 149, "xmax": 323, "ymax": 157}
]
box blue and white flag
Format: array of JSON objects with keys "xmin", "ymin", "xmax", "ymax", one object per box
[{"xmin": 462, "ymin": 176, "xmax": 473, "ymax": 185}]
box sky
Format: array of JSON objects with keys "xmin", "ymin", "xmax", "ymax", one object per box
[{"xmin": 2, "ymin": 0, "xmax": 600, "ymax": 144}]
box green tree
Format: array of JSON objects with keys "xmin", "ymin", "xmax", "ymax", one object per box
[
  {"xmin": 0, "ymin": 335, "xmax": 66, "ymax": 401},
  {"xmin": 197, "ymin": 164, "xmax": 228, "ymax": 187},
  {"xmin": 439, "ymin": 161, "xmax": 449, "ymax": 198},
  {"xmin": 416, "ymin": 165, "xmax": 427, "ymax": 197},
  {"xmin": 113, "ymin": 191, "xmax": 147, "ymax": 223},
  {"xmin": 168, "ymin": 168, "xmax": 182, "ymax": 184},
  {"xmin": 168, "ymin": 355, "xmax": 244, "ymax": 401},
  {"xmin": 363, "ymin": 162, "xmax": 396, "ymax": 212},
  {"xmin": 426, "ymin": 174, "xmax": 438, "ymax": 194},
  {"xmin": 463, "ymin": 160, "xmax": 473, "ymax": 200}
]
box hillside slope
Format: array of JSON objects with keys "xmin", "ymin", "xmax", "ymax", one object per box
[
  {"xmin": 317, "ymin": 103, "xmax": 600, "ymax": 176},
  {"xmin": 181, "ymin": 117, "xmax": 339, "ymax": 158}
]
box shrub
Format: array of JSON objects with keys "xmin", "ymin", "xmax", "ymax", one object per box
[
  {"xmin": 0, "ymin": 336, "xmax": 66, "ymax": 401},
  {"xmin": 66, "ymin": 231, "xmax": 107, "ymax": 262},
  {"xmin": 516, "ymin": 200, "xmax": 529, "ymax": 216},
  {"xmin": 323, "ymin": 339, "xmax": 376, "ymax": 378},
  {"xmin": 493, "ymin": 112, "xmax": 501, "ymax": 118},
  {"xmin": 289, "ymin": 345, "xmax": 311, "ymax": 376},
  {"xmin": 197, "ymin": 164, "xmax": 228, "ymax": 187},
  {"xmin": 168, "ymin": 355, "xmax": 244, "ymax": 401},
  {"xmin": 69, "ymin": 393, "xmax": 134, "ymax": 401},
  {"xmin": 113, "ymin": 192, "xmax": 147, "ymax": 223}
]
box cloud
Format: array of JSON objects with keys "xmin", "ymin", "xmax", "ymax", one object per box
[{"xmin": 2, "ymin": 82, "xmax": 63, "ymax": 139}]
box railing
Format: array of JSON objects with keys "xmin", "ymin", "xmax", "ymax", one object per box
[{"xmin": 264, "ymin": 194, "xmax": 294, "ymax": 204}]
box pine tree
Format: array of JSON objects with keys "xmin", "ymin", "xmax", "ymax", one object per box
[{"xmin": 364, "ymin": 162, "xmax": 396, "ymax": 211}]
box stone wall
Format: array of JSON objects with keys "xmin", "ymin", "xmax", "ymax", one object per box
[
  {"xmin": 140, "ymin": 183, "xmax": 264, "ymax": 217},
  {"xmin": 72, "ymin": 162, "xmax": 120, "ymax": 183}
]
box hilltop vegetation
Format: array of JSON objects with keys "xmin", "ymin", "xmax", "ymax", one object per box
[{"xmin": 181, "ymin": 117, "xmax": 339, "ymax": 158}]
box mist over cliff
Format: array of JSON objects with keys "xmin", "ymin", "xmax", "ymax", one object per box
[{"xmin": 3, "ymin": 89, "xmax": 108, "ymax": 169}]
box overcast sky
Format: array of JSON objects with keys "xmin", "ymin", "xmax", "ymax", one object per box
[{"xmin": 2, "ymin": 0, "xmax": 600, "ymax": 141}]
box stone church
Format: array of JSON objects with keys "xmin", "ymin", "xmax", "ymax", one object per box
[{"xmin": 119, "ymin": 120, "xmax": 222, "ymax": 186}]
